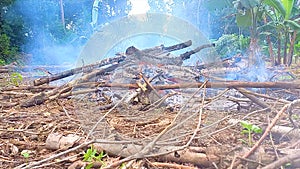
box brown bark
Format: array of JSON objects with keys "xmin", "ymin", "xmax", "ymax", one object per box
[
  {"xmin": 263, "ymin": 16, "xmax": 274, "ymax": 65},
  {"xmin": 288, "ymin": 31, "xmax": 297, "ymax": 66},
  {"xmin": 179, "ymin": 43, "xmax": 215, "ymax": 60},
  {"xmin": 33, "ymin": 56, "xmax": 126, "ymax": 86},
  {"xmin": 283, "ymin": 31, "xmax": 289, "ymax": 64},
  {"xmin": 67, "ymin": 81, "xmax": 300, "ymax": 90},
  {"xmin": 277, "ymin": 32, "xmax": 282, "ymax": 65}
]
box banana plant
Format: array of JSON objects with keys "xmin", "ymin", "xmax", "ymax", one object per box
[
  {"xmin": 261, "ymin": 0, "xmax": 300, "ymax": 65},
  {"xmin": 233, "ymin": 0, "xmax": 264, "ymax": 66}
]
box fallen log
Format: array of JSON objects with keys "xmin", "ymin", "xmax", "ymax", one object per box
[
  {"xmin": 72, "ymin": 81, "xmax": 300, "ymax": 90},
  {"xmin": 3, "ymin": 80, "xmax": 299, "ymax": 109},
  {"xmin": 33, "ymin": 55, "xmax": 126, "ymax": 86}
]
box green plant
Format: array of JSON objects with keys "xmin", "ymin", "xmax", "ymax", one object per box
[
  {"xmin": 0, "ymin": 59, "xmax": 5, "ymax": 66},
  {"xmin": 215, "ymin": 34, "xmax": 250, "ymax": 58},
  {"xmin": 120, "ymin": 163, "xmax": 126, "ymax": 169},
  {"xmin": 21, "ymin": 150, "xmax": 30, "ymax": 164},
  {"xmin": 21, "ymin": 151, "xmax": 30, "ymax": 158},
  {"xmin": 9, "ymin": 72, "xmax": 23, "ymax": 86},
  {"xmin": 83, "ymin": 146, "xmax": 106, "ymax": 169},
  {"xmin": 240, "ymin": 120, "xmax": 263, "ymax": 146}
]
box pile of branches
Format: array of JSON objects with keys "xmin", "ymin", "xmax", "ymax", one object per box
[{"xmin": 2, "ymin": 40, "xmax": 300, "ymax": 169}]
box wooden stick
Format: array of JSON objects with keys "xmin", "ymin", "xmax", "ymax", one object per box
[
  {"xmin": 78, "ymin": 81, "xmax": 300, "ymax": 90},
  {"xmin": 233, "ymin": 99, "xmax": 300, "ymax": 168},
  {"xmin": 162, "ymin": 40, "xmax": 192, "ymax": 52},
  {"xmin": 33, "ymin": 56, "xmax": 125, "ymax": 86},
  {"xmin": 180, "ymin": 43, "xmax": 215, "ymax": 60},
  {"xmin": 235, "ymin": 88, "xmax": 270, "ymax": 109}
]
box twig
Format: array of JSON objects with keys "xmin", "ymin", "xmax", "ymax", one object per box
[
  {"xmin": 16, "ymin": 140, "xmax": 95, "ymax": 169},
  {"xmin": 233, "ymin": 99, "xmax": 300, "ymax": 167},
  {"xmin": 151, "ymin": 162, "xmax": 197, "ymax": 169},
  {"xmin": 85, "ymin": 92, "xmax": 129, "ymax": 141},
  {"xmin": 30, "ymin": 153, "xmax": 82, "ymax": 169},
  {"xmin": 235, "ymin": 88, "xmax": 270, "ymax": 109},
  {"xmin": 261, "ymin": 151, "xmax": 300, "ymax": 169},
  {"xmin": 103, "ymin": 81, "xmax": 208, "ymax": 168}
]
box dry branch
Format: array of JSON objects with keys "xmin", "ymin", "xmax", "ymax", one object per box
[
  {"xmin": 261, "ymin": 151, "xmax": 300, "ymax": 169},
  {"xmin": 33, "ymin": 56, "xmax": 125, "ymax": 86},
  {"xmin": 234, "ymin": 99, "xmax": 300, "ymax": 167},
  {"xmin": 180, "ymin": 43, "xmax": 215, "ymax": 60},
  {"xmin": 235, "ymin": 88, "xmax": 270, "ymax": 109},
  {"xmin": 162, "ymin": 40, "xmax": 192, "ymax": 52},
  {"xmin": 70, "ymin": 81, "xmax": 300, "ymax": 90}
]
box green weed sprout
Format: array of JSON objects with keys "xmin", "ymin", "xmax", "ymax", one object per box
[
  {"xmin": 83, "ymin": 146, "xmax": 106, "ymax": 169},
  {"xmin": 240, "ymin": 121, "xmax": 262, "ymax": 146},
  {"xmin": 10, "ymin": 72, "xmax": 23, "ymax": 86},
  {"xmin": 21, "ymin": 150, "xmax": 30, "ymax": 164}
]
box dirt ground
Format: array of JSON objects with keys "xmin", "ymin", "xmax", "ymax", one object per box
[{"xmin": 1, "ymin": 66, "xmax": 300, "ymax": 169}]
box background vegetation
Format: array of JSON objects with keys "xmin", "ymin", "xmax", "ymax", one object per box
[{"xmin": 0, "ymin": 0, "xmax": 299, "ymax": 66}]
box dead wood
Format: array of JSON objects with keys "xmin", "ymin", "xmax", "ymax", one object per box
[
  {"xmin": 162, "ymin": 40, "xmax": 192, "ymax": 52},
  {"xmin": 262, "ymin": 152, "xmax": 300, "ymax": 169},
  {"xmin": 234, "ymin": 99, "xmax": 300, "ymax": 167},
  {"xmin": 3, "ymin": 80, "xmax": 300, "ymax": 109},
  {"xmin": 95, "ymin": 143, "xmax": 219, "ymax": 168},
  {"xmin": 150, "ymin": 162, "xmax": 197, "ymax": 169},
  {"xmin": 235, "ymin": 88, "xmax": 270, "ymax": 109},
  {"xmin": 180, "ymin": 43, "xmax": 215, "ymax": 60},
  {"xmin": 68, "ymin": 81, "xmax": 300, "ymax": 90},
  {"xmin": 271, "ymin": 125, "xmax": 300, "ymax": 139},
  {"xmin": 33, "ymin": 56, "xmax": 125, "ymax": 86},
  {"xmin": 0, "ymin": 68, "xmax": 11, "ymax": 73},
  {"xmin": 33, "ymin": 40, "xmax": 196, "ymax": 86},
  {"xmin": 1, "ymin": 85, "xmax": 56, "ymax": 92},
  {"xmin": 136, "ymin": 40, "xmax": 192, "ymax": 56}
]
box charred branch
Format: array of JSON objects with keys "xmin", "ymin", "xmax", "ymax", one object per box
[{"xmin": 180, "ymin": 43, "xmax": 215, "ymax": 60}]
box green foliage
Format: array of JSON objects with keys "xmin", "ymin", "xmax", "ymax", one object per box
[
  {"xmin": 83, "ymin": 146, "xmax": 106, "ymax": 169},
  {"xmin": 9, "ymin": 72, "xmax": 23, "ymax": 86},
  {"xmin": 0, "ymin": 34, "xmax": 18, "ymax": 64},
  {"xmin": 263, "ymin": 0, "xmax": 286, "ymax": 18},
  {"xmin": 214, "ymin": 34, "xmax": 250, "ymax": 57},
  {"xmin": 281, "ymin": 0, "xmax": 294, "ymax": 20},
  {"xmin": 233, "ymin": 0, "xmax": 261, "ymax": 10},
  {"xmin": 240, "ymin": 121, "xmax": 262, "ymax": 146},
  {"xmin": 21, "ymin": 151, "xmax": 30, "ymax": 158},
  {"xmin": 236, "ymin": 10, "xmax": 253, "ymax": 27},
  {"xmin": 0, "ymin": 59, "xmax": 5, "ymax": 65}
]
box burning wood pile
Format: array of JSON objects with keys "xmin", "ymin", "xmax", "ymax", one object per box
[{"xmin": 1, "ymin": 40, "xmax": 300, "ymax": 168}]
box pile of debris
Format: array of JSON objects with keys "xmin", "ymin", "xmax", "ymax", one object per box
[{"xmin": 1, "ymin": 40, "xmax": 300, "ymax": 168}]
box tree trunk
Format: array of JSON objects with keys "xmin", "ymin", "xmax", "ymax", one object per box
[
  {"xmin": 283, "ymin": 31, "xmax": 289, "ymax": 65},
  {"xmin": 249, "ymin": 37, "xmax": 260, "ymax": 66},
  {"xmin": 288, "ymin": 30, "xmax": 297, "ymax": 66},
  {"xmin": 263, "ymin": 16, "xmax": 274, "ymax": 65},
  {"xmin": 277, "ymin": 32, "xmax": 281, "ymax": 65}
]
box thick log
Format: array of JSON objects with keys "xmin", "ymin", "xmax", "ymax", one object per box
[
  {"xmin": 82, "ymin": 81, "xmax": 300, "ymax": 90},
  {"xmin": 33, "ymin": 56, "xmax": 126, "ymax": 86}
]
